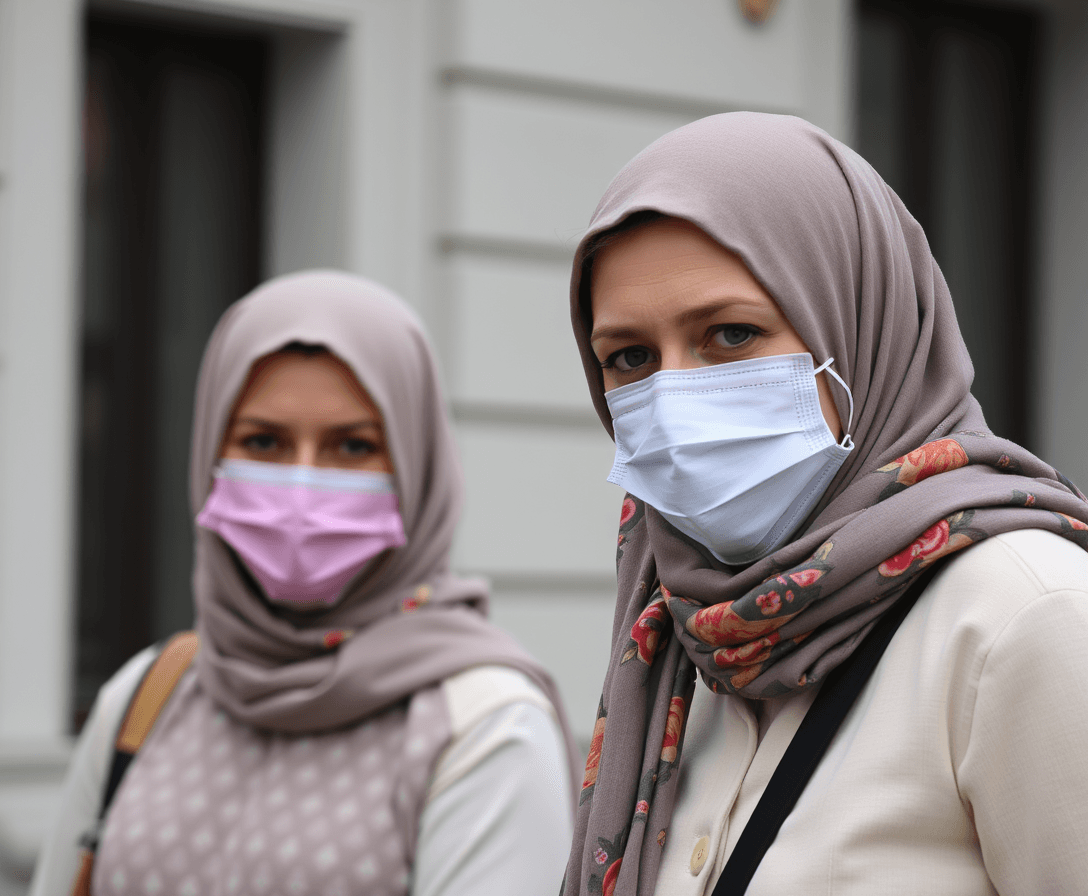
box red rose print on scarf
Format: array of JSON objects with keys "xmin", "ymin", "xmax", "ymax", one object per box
[
  {"xmin": 616, "ymin": 495, "xmax": 645, "ymax": 566},
  {"xmin": 660, "ymin": 697, "xmax": 685, "ymax": 764},
  {"xmin": 401, "ymin": 584, "xmax": 432, "ymax": 613},
  {"xmin": 786, "ymin": 567, "xmax": 824, "ymax": 588},
  {"xmin": 756, "ymin": 591, "xmax": 782, "ymax": 615},
  {"xmin": 322, "ymin": 629, "xmax": 353, "ymax": 649},
  {"xmin": 1057, "ymin": 512, "xmax": 1088, "ymax": 531},
  {"xmin": 879, "ymin": 520, "xmax": 949, "ymax": 576},
  {"xmin": 712, "ymin": 632, "xmax": 780, "ymax": 670},
  {"xmin": 878, "ymin": 438, "xmax": 969, "ymax": 499},
  {"xmin": 750, "ymin": 561, "xmax": 827, "ymax": 618},
  {"xmin": 622, "ymin": 596, "xmax": 670, "ymax": 666},
  {"xmin": 878, "ymin": 510, "xmax": 980, "ymax": 577},
  {"xmin": 684, "ymin": 600, "xmax": 787, "ymax": 646},
  {"xmin": 582, "ymin": 713, "xmax": 607, "ymax": 794},
  {"xmin": 602, "ymin": 858, "xmax": 622, "ymax": 896}
]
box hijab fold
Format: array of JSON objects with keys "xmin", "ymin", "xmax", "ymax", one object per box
[
  {"xmin": 189, "ymin": 271, "xmax": 578, "ymax": 791},
  {"xmin": 562, "ymin": 113, "xmax": 1088, "ymax": 895}
]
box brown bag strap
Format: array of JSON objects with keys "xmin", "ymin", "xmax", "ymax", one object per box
[
  {"xmin": 115, "ymin": 631, "xmax": 199, "ymax": 754},
  {"xmin": 69, "ymin": 851, "xmax": 95, "ymax": 896},
  {"xmin": 71, "ymin": 631, "xmax": 199, "ymax": 896}
]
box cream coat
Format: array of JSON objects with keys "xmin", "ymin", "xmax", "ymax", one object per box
[{"xmin": 656, "ymin": 529, "xmax": 1088, "ymax": 895}]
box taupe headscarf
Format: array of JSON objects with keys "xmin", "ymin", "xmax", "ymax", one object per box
[
  {"xmin": 563, "ymin": 113, "xmax": 1088, "ymax": 895},
  {"xmin": 190, "ymin": 270, "xmax": 577, "ymax": 776}
]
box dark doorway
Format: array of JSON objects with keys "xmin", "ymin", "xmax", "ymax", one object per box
[
  {"xmin": 78, "ymin": 14, "xmax": 268, "ymax": 725},
  {"xmin": 856, "ymin": 0, "xmax": 1040, "ymax": 446}
]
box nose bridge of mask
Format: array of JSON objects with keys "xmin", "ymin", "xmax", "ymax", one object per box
[
  {"xmin": 607, "ymin": 355, "xmax": 814, "ymax": 463},
  {"xmin": 214, "ymin": 458, "xmax": 397, "ymax": 494}
]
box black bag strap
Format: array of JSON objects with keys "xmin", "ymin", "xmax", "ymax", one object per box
[{"xmin": 711, "ymin": 565, "xmax": 941, "ymax": 896}]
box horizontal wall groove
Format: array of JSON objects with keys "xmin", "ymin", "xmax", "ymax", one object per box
[
  {"xmin": 0, "ymin": 747, "xmax": 70, "ymax": 783},
  {"xmin": 438, "ymin": 232, "xmax": 577, "ymax": 265},
  {"xmin": 439, "ymin": 64, "xmax": 751, "ymax": 119},
  {"xmin": 451, "ymin": 399, "xmax": 602, "ymax": 429},
  {"xmin": 472, "ymin": 571, "xmax": 617, "ymax": 594}
]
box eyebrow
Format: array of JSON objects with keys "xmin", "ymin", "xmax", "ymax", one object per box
[
  {"xmin": 590, "ymin": 296, "xmax": 770, "ymax": 344},
  {"xmin": 234, "ymin": 416, "xmax": 383, "ymax": 432}
]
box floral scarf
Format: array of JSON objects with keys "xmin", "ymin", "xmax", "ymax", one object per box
[{"xmin": 562, "ymin": 114, "xmax": 1088, "ymax": 896}]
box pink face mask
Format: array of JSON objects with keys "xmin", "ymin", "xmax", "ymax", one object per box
[{"xmin": 196, "ymin": 459, "xmax": 407, "ymax": 607}]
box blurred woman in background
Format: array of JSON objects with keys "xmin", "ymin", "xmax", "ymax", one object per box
[
  {"xmin": 563, "ymin": 113, "xmax": 1088, "ymax": 895},
  {"xmin": 32, "ymin": 270, "xmax": 576, "ymax": 896}
]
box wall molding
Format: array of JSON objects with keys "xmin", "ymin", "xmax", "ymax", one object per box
[{"xmin": 440, "ymin": 64, "xmax": 766, "ymax": 118}]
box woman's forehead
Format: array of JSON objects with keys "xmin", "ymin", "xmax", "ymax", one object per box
[
  {"xmin": 589, "ymin": 219, "xmax": 783, "ymax": 325},
  {"xmin": 231, "ymin": 350, "xmax": 377, "ymax": 418}
]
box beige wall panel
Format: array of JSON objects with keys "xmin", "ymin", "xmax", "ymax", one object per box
[
  {"xmin": 446, "ymin": 87, "xmax": 695, "ymax": 245},
  {"xmin": 444, "ymin": 254, "xmax": 593, "ymax": 410},
  {"xmin": 489, "ymin": 589, "xmax": 616, "ymax": 747},
  {"xmin": 453, "ymin": 421, "xmax": 621, "ymax": 576},
  {"xmin": 450, "ymin": 0, "xmax": 804, "ymax": 110}
]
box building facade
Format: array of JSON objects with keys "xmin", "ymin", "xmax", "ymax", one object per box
[{"xmin": 0, "ymin": 0, "xmax": 1085, "ymax": 887}]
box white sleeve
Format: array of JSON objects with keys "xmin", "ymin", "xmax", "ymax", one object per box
[
  {"xmin": 957, "ymin": 588, "xmax": 1088, "ymax": 895},
  {"xmin": 28, "ymin": 648, "xmax": 157, "ymax": 896},
  {"xmin": 410, "ymin": 678, "xmax": 574, "ymax": 896}
]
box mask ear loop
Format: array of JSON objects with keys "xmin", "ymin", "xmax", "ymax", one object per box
[{"xmin": 814, "ymin": 357, "xmax": 854, "ymax": 449}]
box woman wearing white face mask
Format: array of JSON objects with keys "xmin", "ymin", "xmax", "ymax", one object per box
[
  {"xmin": 563, "ymin": 114, "xmax": 1088, "ymax": 896},
  {"xmin": 32, "ymin": 271, "xmax": 577, "ymax": 896}
]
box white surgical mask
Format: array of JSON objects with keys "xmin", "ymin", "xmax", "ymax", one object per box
[{"xmin": 605, "ymin": 353, "xmax": 854, "ymax": 566}]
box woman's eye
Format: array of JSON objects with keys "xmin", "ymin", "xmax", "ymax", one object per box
[
  {"xmin": 242, "ymin": 433, "xmax": 278, "ymax": 452},
  {"xmin": 340, "ymin": 438, "xmax": 378, "ymax": 457},
  {"xmin": 604, "ymin": 346, "xmax": 653, "ymax": 372},
  {"xmin": 712, "ymin": 325, "xmax": 758, "ymax": 348}
]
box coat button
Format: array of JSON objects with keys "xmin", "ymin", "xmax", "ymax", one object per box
[{"xmin": 689, "ymin": 836, "xmax": 710, "ymax": 874}]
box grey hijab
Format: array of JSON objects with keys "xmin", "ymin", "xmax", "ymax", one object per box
[{"xmin": 563, "ymin": 113, "xmax": 1088, "ymax": 895}]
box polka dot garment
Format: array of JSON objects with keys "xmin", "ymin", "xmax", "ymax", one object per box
[{"xmin": 93, "ymin": 672, "xmax": 449, "ymax": 896}]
